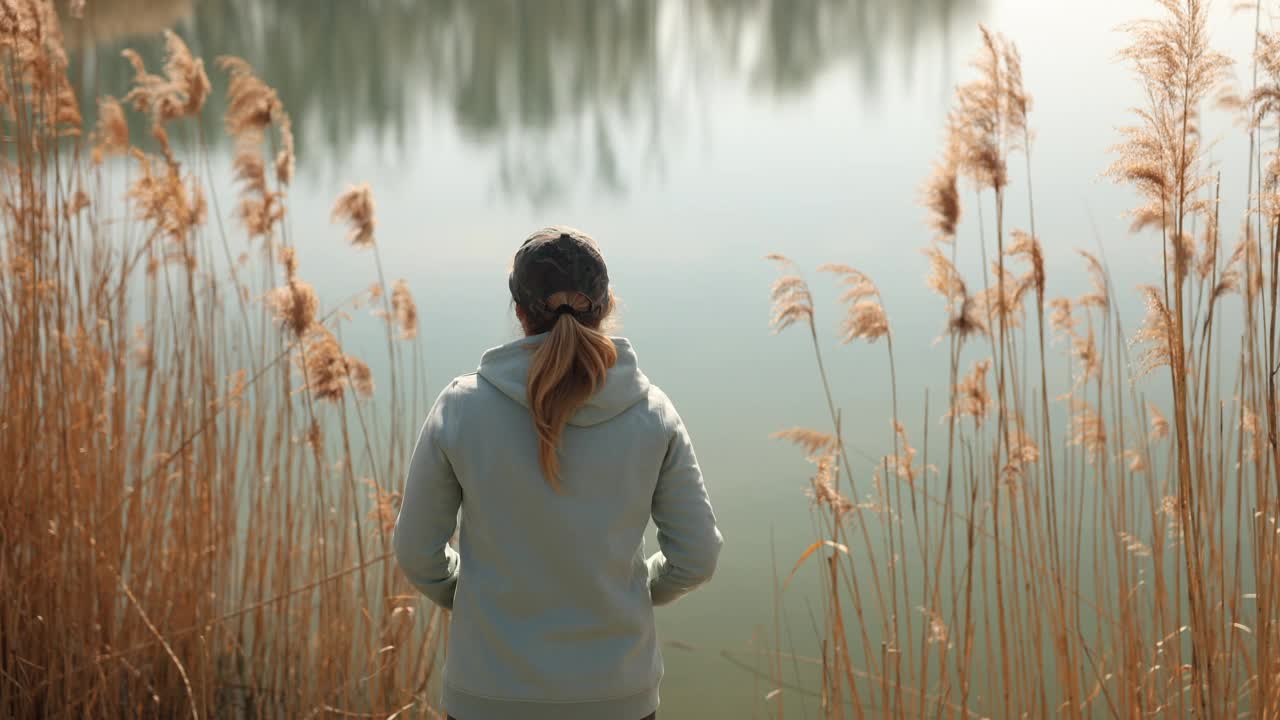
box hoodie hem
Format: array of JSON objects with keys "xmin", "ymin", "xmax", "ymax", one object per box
[{"xmin": 443, "ymin": 683, "xmax": 658, "ymax": 720}]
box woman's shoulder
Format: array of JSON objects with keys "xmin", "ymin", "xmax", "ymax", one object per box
[
  {"xmin": 637, "ymin": 382, "xmax": 684, "ymax": 433},
  {"xmin": 433, "ymin": 372, "xmax": 482, "ymax": 404}
]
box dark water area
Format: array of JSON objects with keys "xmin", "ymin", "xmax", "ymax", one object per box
[{"xmin": 68, "ymin": 0, "xmax": 978, "ymax": 203}]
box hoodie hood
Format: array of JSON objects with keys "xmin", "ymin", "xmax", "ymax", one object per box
[{"xmin": 476, "ymin": 334, "xmax": 651, "ymax": 427}]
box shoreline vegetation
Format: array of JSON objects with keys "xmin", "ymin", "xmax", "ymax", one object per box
[
  {"xmin": 1, "ymin": 0, "xmax": 1277, "ymax": 718},
  {"xmin": 764, "ymin": 0, "xmax": 1280, "ymax": 716},
  {"xmin": 2, "ymin": 2, "xmax": 438, "ymax": 716}
]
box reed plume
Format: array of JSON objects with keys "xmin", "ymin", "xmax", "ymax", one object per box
[
  {"xmin": 266, "ymin": 248, "xmax": 319, "ymax": 338},
  {"xmin": 267, "ymin": 278, "xmax": 317, "ymax": 335},
  {"xmin": 121, "ymin": 30, "xmax": 208, "ymax": 126},
  {"xmin": 1109, "ymin": 0, "xmax": 1230, "ymax": 249},
  {"xmin": 949, "ymin": 357, "xmax": 992, "ymax": 425},
  {"xmin": 766, "ymin": 254, "xmax": 815, "ymax": 333},
  {"xmin": 1002, "ymin": 423, "xmax": 1039, "ymax": 484},
  {"xmin": 232, "ymin": 131, "xmax": 283, "ymax": 237},
  {"xmin": 127, "ymin": 150, "xmax": 207, "ymax": 244},
  {"xmin": 945, "ymin": 25, "xmax": 1031, "ymax": 196},
  {"xmin": 922, "ymin": 139, "xmax": 962, "ymax": 242},
  {"xmin": 162, "ymin": 30, "xmax": 209, "ymax": 117},
  {"xmin": 951, "ymin": 27, "xmax": 1010, "ymax": 191},
  {"xmin": 220, "ymin": 55, "xmax": 283, "ymax": 135},
  {"xmin": 333, "ymin": 182, "xmax": 378, "ymax": 248},
  {"xmin": 91, "ymin": 95, "xmax": 128, "ymax": 163},
  {"xmin": 220, "ymin": 55, "xmax": 292, "ymax": 237},
  {"xmin": 1076, "ymin": 250, "xmax": 1110, "ymax": 310},
  {"xmin": 391, "ymin": 278, "xmax": 419, "ymax": 340},
  {"xmin": 805, "ymin": 451, "xmax": 853, "ymax": 520},
  {"xmin": 303, "ymin": 325, "xmax": 352, "ymax": 402},
  {"xmin": 1071, "ymin": 326, "xmax": 1102, "ymax": 384},
  {"xmin": 772, "ymin": 427, "xmax": 838, "ymax": 456},
  {"xmin": 347, "ymin": 355, "xmax": 375, "ymax": 399},
  {"xmin": 883, "ymin": 421, "xmax": 918, "ymax": 485},
  {"xmin": 818, "ymin": 264, "xmax": 889, "ymax": 344},
  {"xmin": 976, "ymin": 262, "xmax": 1026, "ymax": 329},
  {"xmin": 1131, "ymin": 284, "xmax": 1174, "ymax": 378},
  {"xmin": 1006, "ymin": 230, "xmax": 1044, "ymax": 300},
  {"xmin": 276, "ymin": 116, "xmax": 295, "ymax": 185},
  {"xmin": 368, "ymin": 480, "xmax": 403, "ymax": 535},
  {"xmin": 924, "ymin": 245, "xmax": 987, "ymax": 340}
]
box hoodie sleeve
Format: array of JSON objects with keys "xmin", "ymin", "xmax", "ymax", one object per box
[
  {"xmin": 394, "ymin": 384, "xmax": 462, "ymax": 610},
  {"xmin": 647, "ymin": 405, "xmax": 724, "ymax": 606}
]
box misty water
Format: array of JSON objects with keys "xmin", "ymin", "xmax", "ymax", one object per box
[{"xmin": 67, "ymin": 0, "xmax": 1260, "ymax": 715}]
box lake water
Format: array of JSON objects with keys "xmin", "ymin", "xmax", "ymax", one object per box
[{"xmin": 67, "ymin": 0, "xmax": 1261, "ymax": 716}]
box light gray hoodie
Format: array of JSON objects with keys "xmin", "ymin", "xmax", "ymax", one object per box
[{"xmin": 393, "ymin": 333, "xmax": 723, "ymax": 720}]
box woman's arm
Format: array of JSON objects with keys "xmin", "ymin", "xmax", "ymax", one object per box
[
  {"xmin": 647, "ymin": 409, "xmax": 723, "ymax": 606},
  {"xmin": 393, "ymin": 385, "xmax": 462, "ymax": 610}
]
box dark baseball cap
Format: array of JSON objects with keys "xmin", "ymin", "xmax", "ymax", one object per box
[{"xmin": 508, "ymin": 226, "xmax": 610, "ymax": 312}]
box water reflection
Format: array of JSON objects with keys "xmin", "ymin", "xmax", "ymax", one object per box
[{"xmin": 64, "ymin": 0, "xmax": 977, "ymax": 203}]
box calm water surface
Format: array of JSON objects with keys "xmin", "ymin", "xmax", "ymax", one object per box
[{"xmin": 69, "ymin": 1, "xmax": 1258, "ymax": 715}]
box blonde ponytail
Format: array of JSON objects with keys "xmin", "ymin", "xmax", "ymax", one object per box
[{"xmin": 526, "ymin": 297, "xmax": 617, "ymax": 490}]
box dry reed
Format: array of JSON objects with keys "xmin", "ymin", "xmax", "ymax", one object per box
[
  {"xmin": 0, "ymin": 4, "xmax": 441, "ymax": 718},
  {"xmin": 761, "ymin": 2, "xmax": 1280, "ymax": 717}
]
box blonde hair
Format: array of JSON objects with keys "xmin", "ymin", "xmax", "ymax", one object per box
[{"xmin": 525, "ymin": 290, "xmax": 617, "ymax": 490}]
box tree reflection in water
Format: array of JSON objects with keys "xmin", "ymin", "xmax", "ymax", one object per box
[{"xmin": 64, "ymin": 0, "xmax": 977, "ymax": 204}]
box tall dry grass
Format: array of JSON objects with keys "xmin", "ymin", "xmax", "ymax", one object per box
[
  {"xmin": 764, "ymin": 1, "xmax": 1280, "ymax": 717},
  {"xmin": 0, "ymin": 2, "xmax": 441, "ymax": 717}
]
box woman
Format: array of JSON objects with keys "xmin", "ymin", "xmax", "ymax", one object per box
[{"xmin": 394, "ymin": 226, "xmax": 723, "ymax": 720}]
